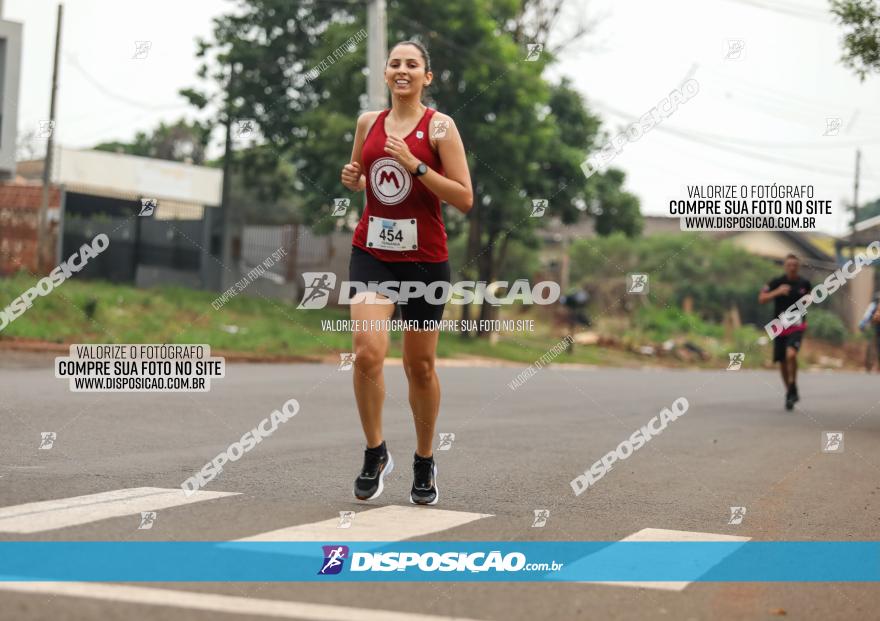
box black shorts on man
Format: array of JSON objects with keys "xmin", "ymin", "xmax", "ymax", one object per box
[{"xmin": 773, "ymin": 330, "xmax": 804, "ymax": 363}]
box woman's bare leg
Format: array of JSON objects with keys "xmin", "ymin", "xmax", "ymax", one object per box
[
  {"xmin": 350, "ymin": 292, "xmax": 395, "ymax": 447},
  {"xmin": 402, "ymin": 328, "xmax": 441, "ymax": 457}
]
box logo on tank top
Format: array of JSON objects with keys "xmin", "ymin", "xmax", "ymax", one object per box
[{"xmin": 369, "ymin": 157, "xmax": 412, "ymax": 205}]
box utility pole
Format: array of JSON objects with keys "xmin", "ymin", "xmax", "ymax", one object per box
[
  {"xmin": 851, "ymin": 149, "xmax": 861, "ymax": 259},
  {"xmin": 218, "ymin": 63, "xmax": 237, "ymax": 292},
  {"xmin": 560, "ymin": 235, "xmax": 570, "ymax": 293},
  {"xmin": 366, "ymin": 0, "xmax": 387, "ymax": 111},
  {"xmin": 38, "ymin": 3, "xmax": 63, "ymax": 272}
]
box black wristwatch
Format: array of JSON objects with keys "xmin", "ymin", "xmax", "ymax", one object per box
[{"xmin": 412, "ymin": 162, "xmax": 428, "ymax": 177}]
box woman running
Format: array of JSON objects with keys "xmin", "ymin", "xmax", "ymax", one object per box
[{"xmin": 339, "ymin": 40, "xmax": 473, "ymax": 505}]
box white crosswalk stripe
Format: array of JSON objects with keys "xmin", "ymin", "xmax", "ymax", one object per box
[
  {"xmin": 0, "ymin": 582, "xmax": 486, "ymax": 621},
  {"xmin": 0, "ymin": 485, "xmax": 749, "ymax": 621},
  {"xmin": 236, "ymin": 504, "xmax": 493, "ymax": 542},
  {"xmin": 0, "ymin": 487, "xmax": 239, "ymax": 533},
  {"xmin": 580, "ymin": 527, "xmax": 751, "ymax": 591},
  {"xmin": 0, "ymin": 495, "xmax": 494, "ymax": 620}
]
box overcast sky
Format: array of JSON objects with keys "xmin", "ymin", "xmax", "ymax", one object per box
[{"xmin": 5, "ymin": 0, "xmax": 879, "ymax": 236}]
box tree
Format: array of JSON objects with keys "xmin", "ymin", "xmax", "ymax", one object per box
[
  {"xmin": 589, "ymin": 168, "xmax": 642, "ymax": 237},
  {"xmin": 16, "ymin": 128, "xmax": 44, "ymax": 162},
  {"xmin": 568, "ymin": 233, "xmax": 778, "ymax": 326},
  {"xmin": 831, "ymin": 0, "xmax": 880, "ymax": 81},
  {"xmin": 93, "ymin": 118, "xmax": 214, "ymax": 164},
  {"xmin": 184, "ymin": 0, "xmax": 640, "ymax": 333},
  {"xmin": 855, "ymin": 196, "xmax": 880, "ymax": 221},
  {"xmin": 178, "ymin": 0, "xmax": 356, "ymax": 231}
]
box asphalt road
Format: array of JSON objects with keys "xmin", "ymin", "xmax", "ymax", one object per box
[{"xmin": 1, "ymin": 352, "xmax": 879, "ymax": 620}]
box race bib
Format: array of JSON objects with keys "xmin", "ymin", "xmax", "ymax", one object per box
[{"xmin": 366, "ymin": 216, "xmax": 418, "ymax": 251}]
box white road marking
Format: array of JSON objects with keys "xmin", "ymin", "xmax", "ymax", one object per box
[
  {"xmin": 0, "ymin": 487, "xmax": 239, "ymax": 533},
  {"xmin": 0, "ymin": 582, "xmax": 486, "ymax": 621},
  {"xmin": 236, "ymin": 504, "xmax": 493, "ymax": 542},
  {"xmin": 584, "ymin": 527, "xmax": 751, "ymax": 591},
  {"xmin": 0, "ymin": 504, "xmax": 495, "ymax": 618}
]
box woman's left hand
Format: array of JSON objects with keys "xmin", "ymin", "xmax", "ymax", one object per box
[{"xmin": 384, "ymin": 135, "xmax": 419, "ymax": 172}]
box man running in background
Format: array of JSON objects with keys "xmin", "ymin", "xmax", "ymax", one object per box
[{"xmin": 759, "ymin": 254, "xmax": 812, "ymax": 410}]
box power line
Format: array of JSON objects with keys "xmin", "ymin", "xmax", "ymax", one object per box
[
  {"xmin": 718, "ymin": 0, "xmax": 832, "ymax": 23},
  {"xmin": 394, "ymin": 12, "xmax": 878, "ymax": 183},
  {"xmin": 704, "ymin": 71, "xmax": 880, "ymax": 117},
  {"xmin": 64, "ymin": 53, "xmax": 191, "ymax": 111},
  {"xmin": 592, "ymin": 99, "xmax": 880, "ymax": 182},
  {"xmin": 705, "ymin": 88, "xmax": 880, "ymax": 134},
  {"xmin": 598, "ymin": 83, "xmax": 880, "ymax": 147},
  {"xmin": 698, "ymin": 72, "xmax": 880, "ymax": 126}
]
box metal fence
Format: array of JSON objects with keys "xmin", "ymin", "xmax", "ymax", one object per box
[{"xmin": 242, "ymin": 224, "xmax": 352, "ymax": 302}]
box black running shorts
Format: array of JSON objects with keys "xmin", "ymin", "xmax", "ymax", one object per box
[
  {"xmin": 773, "ymin": 330, "xmax": 804, "ymax": 362},
  {"xmin": 349, "ymin": 245, "xmax": 451, "ymax": 329}
]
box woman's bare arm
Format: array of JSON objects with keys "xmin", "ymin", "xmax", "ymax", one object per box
[
  {"xmin": 341, "ymin": 111, "xmax": 381, "ymax": 192},
  {"xmin": 423, "ymin": 113, "xmax": 473, "ymax": 214}
]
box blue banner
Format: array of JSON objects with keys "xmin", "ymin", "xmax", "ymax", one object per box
[{"xmin": 0, "ymin": 542, "xmax": 878, "ymax": 582}]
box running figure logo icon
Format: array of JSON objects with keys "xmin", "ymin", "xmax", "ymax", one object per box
[
  {"xmin": 727, "ymin": 353, "xmax": 745, "ymax": 371},
  {"xmin": 530, "ymin": 199, "xmax": 548, "ymax": 218},
  {"xmin": 319, "ymin": 545, "xmax": 349, "ymax": 575},
  {"xmin": 438, "ymin": 432, "xmax": 456, "ymax": 451},
  {"xmin": 132, "ymin": 41, "xmax": 152, "ymax": 59},
  {"xmin": 627, "ymin": 273, "xmax": 649, "ymax": 294},
  {"xmin": 724, "ymin": 39, "xmax": 745, "ymax": 60},
  {"xmin": 38, "ymin": 120, "xmax": 56, "ymax": 139},
  {"xmin": 236, "ymin": 119, "xmax": 255, "ymax": 137},
  {"xmin": 337, "ymin": 511, "xmax": 355, "ymax": 529},
  {"xmin": 338, "ymin": 353, "xmax": 356, "ymax": 371},
  {"xmin": 728, "ymin": 506, "xmax": 746, "ymax": 525},
  {"xmin": 525, "ymin": 43, "xmax": 543, "ymax": 61},
  {"xmin": 532, "ymin": 509, "xmax": 550, "ymax": 528},
  {"xmin": 823, "ymin": 118, "xmax": 841, "ymax": 136},
  {"xmin": 431, "ymin": 120, "xmax": 449, "ymax": 140},
  {"xmin": 332, "ymin": 198, "xmax": 350, "ymax": 217},
  {"xmin": 298, "ymin": 272, "xmax": 337, "ymax": 309},
  {"xmin": 139, "ymin": 198, "xmax": 157, "ymax": 217},
  {"xmin": 138, "ymin": 511, "xmax": 157, "ymax": 530},
  {"xmin": 39, "ymin": 432, "xmax": 56, "ymax": 450},
  {"xmin": 370, "ymin": 157, "xmax": 412, "ymax": 205},
  {"xmin": 822, "ymin": 432, "xmax": 844, "ymax": 453}
]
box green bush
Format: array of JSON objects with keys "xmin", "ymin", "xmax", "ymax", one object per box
[
  {"xmin": 448, "ymin": 236, "xmax": 540, "ymax": 282},
  {"xmin": 633, "ymin": 305, "xmax": 723, "ymax": 341},
  {"xmin": 806, "ymin": 308, "xmax": 848, "ymax": 344},
  {"xmin": 568, "ymin": 233, "xmax": 782, "ymax": 325}
]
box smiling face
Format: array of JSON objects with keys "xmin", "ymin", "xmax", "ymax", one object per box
[{"xmin": 385, "ymin": 43, "xmax": 432, "ymax": 99}]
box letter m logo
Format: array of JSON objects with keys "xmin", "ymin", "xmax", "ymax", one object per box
[{"xmin": 378, "ymin": 170, "xmax": 399, "ymax": 189}]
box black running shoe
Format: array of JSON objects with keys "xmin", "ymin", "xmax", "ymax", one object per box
[
  {"xmin": 791, "ymin": 383, "xmax": 800, "ymax": 403},
  {"xmin": 354, "ymin": 447, "xmax": 393, "ymax": 501},
  {"xmin": 410, "ymin": 453, "xmax": 438, "ymax": 505},
  {"xmin": 785, "ymin": 385, "xmax": 795, "ymax": 411}
]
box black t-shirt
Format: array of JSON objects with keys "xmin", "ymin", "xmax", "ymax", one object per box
[{"xmin": 766, "ymin": 275, "xmax": 812, "ymax": 319}]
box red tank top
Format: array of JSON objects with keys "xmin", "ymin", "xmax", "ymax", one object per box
[{"xmin": 352, "ymin": 107, "xmax": 448, "ymax": 262}]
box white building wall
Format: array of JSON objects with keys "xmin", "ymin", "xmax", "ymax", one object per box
[
  {"xmin": 0, "ymin": 17, "xmax": 22, "ymax": 180},
  {"xmin": 52, "ymin": 147, "xmax": 223, "ymax": 207}
]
